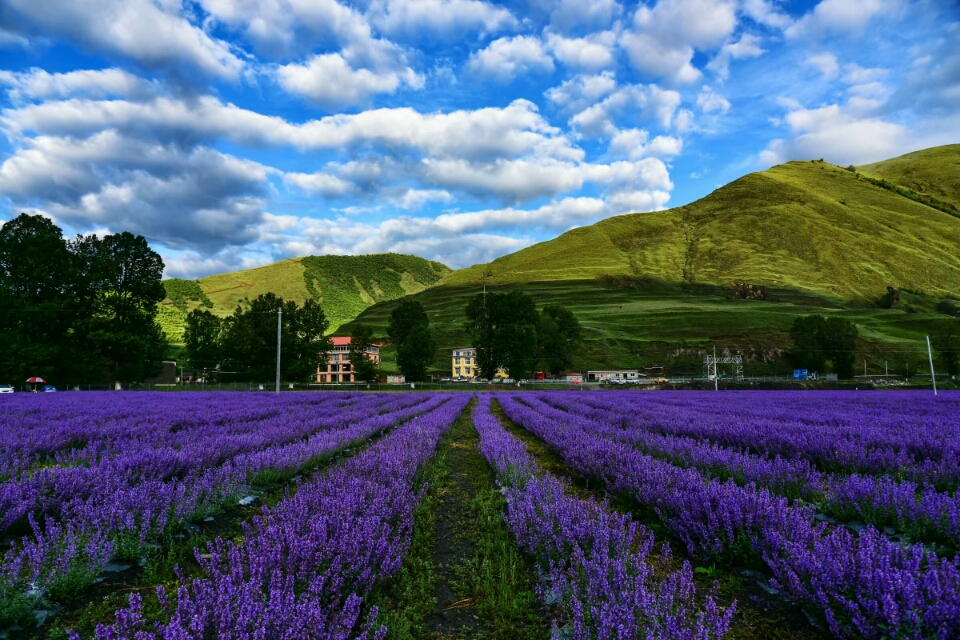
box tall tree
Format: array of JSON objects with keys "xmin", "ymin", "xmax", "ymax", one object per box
[
  {"xmin": 789, "ymin": 314, "xmax": 858, "ymax": 379},
  {"xmin": 349, "ymin": 324, "xmax": 380, "ymax": 383},
  {"xmin": 86, "ymin": 232, "xmax": 168, "ymax": 382},
  {"xmin": 789, "ymin": 314, "xmax": 828, "ymax": 374},
  {"xmin": 934, "ymin": 320, "xmax": 960, "ymax": 378},
  {"xmin": 464, "ymin": 290, "xmax": 539, "ymax": 380},
  {"xmin": 184, "ymin": 309, "xmax": 223, "ymax": 373},
  {"xmin": 387, "ymin": 299, "xmax": 435, "ymax": 382},
  {"xmin": 537, "ymin": 304, "xmax": 584, "ymax": 377},
  {"xmin": 0, "ymin": 214, "xmax": 79, "ymax": 382},
  {"xmin": 221, "ymin": 294, "xmax": 332, "ymax": 382}
]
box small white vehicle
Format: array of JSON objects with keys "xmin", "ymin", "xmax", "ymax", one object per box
[{"xmin": 0, "ymin": 384, "xmax": 14, "ymax": 394}]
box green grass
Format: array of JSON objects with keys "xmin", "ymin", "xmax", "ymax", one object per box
[
  {"xmin": 368, "ymin": 400, "xmax": 548, "ymax": 639},
  {"xmin": 858, "ymin": 144, "xmax": 960, "ymax": 212}
]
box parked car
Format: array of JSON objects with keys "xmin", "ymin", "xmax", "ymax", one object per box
[
  {"xmin": 0, "ymin": 384, "xmax": 13, "ymax": 394},
  {"xmin": 42, "ymin": 385, "xmax": 57, "ymax": 392},
  {"xmin": 651, "ymin": 377, "xmax": 670, "ymax": 383}
]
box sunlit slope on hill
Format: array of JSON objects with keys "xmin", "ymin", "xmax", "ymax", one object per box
[
  {"xmin": 858, "ymin": 144, "xmax": 960, "ymax": 212},
  {"xmin": 443, "ymin": 159, "xmax": 960, "ymax": 301},
  {"xmin": 159, "ymin": 254, "xmax": 450, "ymax": 341}
]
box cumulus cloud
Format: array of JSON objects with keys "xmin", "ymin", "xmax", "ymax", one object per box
[
  {"xmin": 0, "ymin": 132, "xmax": 271, "ymax": 250},
  {"xmin": 707, "ymin": 34, "xmax": 765, "ymax": 80},
  {"xmin": 466, "ymin": 35, "xmax": 555, "ymax": 81},
  {"xmin": 805, "ymin": 52, "xmax": 840, "ymax": 79},
  {"xmin": 2, "ymin": 0, "xmax": 243, "ymax": 78},
  {"xmin": 276, "ymin": 53, "xmax": 423, "ymax": 108},
  {"xmin": 545, "ymin": 31, "xmax": 617, "ymax": 72},
  {"xmin": 367, "ymin": 0, "xmax": 518, "ymax": 41},
  {"xmin": 609, "ymin": 129, "xmax": 683, "ymax": 160},
  {"xmin": 620, "ymin": 0, "xmax": 737, "ymax": 84},
  {"xmin": 696, "ymin": 85, "xmax": 731, "ymax": 113},
  {"xmin": 760, "ymin": 104, "xmax": 907, "ymax": 166},
  {"xmin": 2, "ymin": 96, "xmax": 580, "ymax": 164},
  {"xmin": 547, "ymin": 0, "xmax": 621, "ymax": 35},
  {"xmin": 741, "ymin": 0, "xmax": 792, "ymax": 29},
  {"xmin": 545, "ymin": 72, "xmax": 618, "ymax": 113},
  {"xmin": 283, "ymin": 171, "xmax": 353, "ymax": 197},
  {"xmin": 0, "ymin": 68, "xmax": 159, "ymax": 102},
  {"xmin": 785, "ymin": 0, "xmax": 903, "ymax": 40},
  {"xmin": 196, "ymin": 0, "xmax": 373, "ymax": 59},
  {"xmin": 568, "ymin": 83, "xmax": 681, "ymax": 138}
]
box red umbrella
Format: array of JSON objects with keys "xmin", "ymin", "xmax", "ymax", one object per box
[{"xmin": 26, "ymin": 377, "xmax": 46, "ymax": 383}]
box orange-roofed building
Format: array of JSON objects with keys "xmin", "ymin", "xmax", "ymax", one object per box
[{"xmin": 317, "ymin": 336, "xmax": 381, "ymax": 383}]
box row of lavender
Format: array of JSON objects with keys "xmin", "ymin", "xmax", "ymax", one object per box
[
  {"xmin": 472, "ymin": 397, "xmax": 734, "ymax": 639},
  {"xmin": 498, "ymin": 393, "xmax": 960, "ymax": 639},
  {"xmin": 567, "ymin": 391, "xmax": 960, "ymax": 489},
  {"xmin": 538, "ymin": 393, "xmax": 960, "ymax": 549},
  {"xmin": 90, "ymin": 394, "xmax": 471, "ymax": 639},
  {"xmin": 0, "ymin": 392, "xmax": 447, "ymax": 625}
]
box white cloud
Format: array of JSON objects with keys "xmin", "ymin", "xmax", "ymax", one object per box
[
  {"xmin": 696, "ymin": 85, "xmax": 731, "ymax": 113},
  {"xmin": 760, "ymin": 104, "xmax": 907, "ymax": 166},
  {"xmin": 283, "ymin": 171, "xmax": 354, "ymax": 196},
  {"xmin": 466, "ymin": 36, "xmax": 555, "ymax": 81},
  {"xmin": 2, "ymin": 96, "xmax": 581, "ymax": 164},
  {"xmin": 367, "ymin": 0, "xmax": 518, "ymax": 41},
  {"xmin": 609, "ymin": 129, "xmax": 683, "ymax": 159},
  {"xmin": 0, "ymin": 68, "xmax": 159, "ymax": 102},
  {"xmin": 707, "ymin": 34, "xmax": 765, "ymax": 80},
  {"xmin": 0, "ymin": 131, "xmax": 271, "ymax": 250},
  {"xmin": 545, "ymin": 72, "xmax": 619, "ymax": 113},
  {"xmin": 568, "ymin": 83, "xmax": 681, "ymax": 138},
  {"xmin": 805, "ymin": 52, "xmax": 839, "ymax": 79},
  {"xmin": 742, "ymin": 0, "xmax": 792, "ymax": 29},
  {"xmin": 620, "ymin": 0, "xmax": 738, "ymax": 84},
  {"xmin": 786, "ymin": 0, "xmax": 903, "ymax": 40},
  {"xmin": 842, "ymin": 63, "xmax": 888, "ymax": 84},
  {"xmin": 545, "ymin": 32, "xmax": 617, "ymax": 72},
  {"xmin": 197, "ymin": 0, "xmax": 373, "ymax": 59},
  {"xmin": 548, "ymin": 0, "xmax": 621, "ymax": 34},
  {"xmin": 391, "ymin": 189, "xmax": 453, "ymax": 210},
  {"xmin": 2, "ymin": 0, "xmax": 243, "ymax": 78},
  {"xmin": 276, "ymin": 53, "xmax": 423, "ymax": 108}
]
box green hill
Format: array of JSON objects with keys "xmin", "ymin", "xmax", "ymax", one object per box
[
  {"xmin": 858, "ymin": 144, "xmax": 960, "ymax": 214},
  {"xmin": 159, "ymin": 254, "xmax": 450, "ymax": 342},
  {"xmin": 344, "ymin": 147, "xmax": 960, "ymax": 377}
]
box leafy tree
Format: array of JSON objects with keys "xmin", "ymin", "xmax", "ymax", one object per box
[
  {"xmin": 349, "ymin": 324, "xmax": 380, "ymax": 383},
  {"xmin": 0, "ymin": 214, "xmax": 168, "ymax": 384},
  {"xmin": 464, "ymin": 291, "xmax": 539, "ymax": 380},
  {"xmin": 85, "ymin": 232, "xmax": 167, "ymax": 382},
  {"xmin": 0, "ymin": 214, "xmax": 79, "ymax": 382},
  {"xmin": 934, "ymin": 320, "xmax": 960, "ymax": 378},
  {"xmin": 387, "ymin": 299, "xmax": 435, "ymax": 382},
  {"xmin": 789, "ymin": 314, "xmax": 859, "ymax": 379},
  {"xmin": 537, "ymin": 304, "xmax": 584, "ymax": 377},
  {"xmin": 221, "ymin": 294, "xmax": 332, "ymax": 382},
  {"xmin": 789, "ymin": 314, "xmax": 828, "ymax": 373},
  {"xmin": 824, "ymin": 316, "xmax": 858, "ymax": 379},
  {"xmin": 184, "ymin": 309, "xmax": 223, "ymax": 373}
]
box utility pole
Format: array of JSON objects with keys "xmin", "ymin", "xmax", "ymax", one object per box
[
  {"xmin": 276, "ymin": 307, "xmax": 282, "ymax": 394},
  {"xmin": 864, "ymin": 358, "xmax": 867, "ymax": 377},
  {"xmin": 885, "ymin": 360, "xmax": 888, "ymax": 376},
  {"xmin": 713, "ymin": 345, "xmax": 718, "ymax": 391},
  {"xmin": 927, "ymin": 336, "xmax": 937, "ymax": 396}
]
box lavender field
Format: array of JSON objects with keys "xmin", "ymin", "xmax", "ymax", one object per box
[{"xmin": 1, "ymin": 391, "xmax": 959, "ymax": 639}]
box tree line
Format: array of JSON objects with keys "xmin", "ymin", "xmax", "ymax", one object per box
[{"xmin": 0, "ymin": 214, "xmax": 167, "ymax": 384}]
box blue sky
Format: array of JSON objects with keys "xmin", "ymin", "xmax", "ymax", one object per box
[{"xmin": 0, "ymin": 0, "xmax": 957, "ymax": 278}]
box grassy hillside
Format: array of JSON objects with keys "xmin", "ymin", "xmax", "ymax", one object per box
[
  {"xmin": 346, "ymin": 151, "xmax": 960, "ymax": 376},
  {"xmin": 859, "ymin": 144, "xmax": 960, "ymax": 213},
  {"xmin": 159, "ymin": 254, "xmax": 450, "ymax": 342},
  {"xmin": 445, "ymin": 157, "xmax": 960, "ymax": 301}
]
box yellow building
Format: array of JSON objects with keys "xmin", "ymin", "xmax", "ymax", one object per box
[
  {"xmin": 451, "ymin": 347, "xmax": 477, "ymax": 379},
  {"xmin": 451, "ymin": 348, "xmax": 509, "ymax": 380}
]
